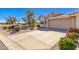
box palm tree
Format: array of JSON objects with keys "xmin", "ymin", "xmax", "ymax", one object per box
[
  {"xmin": 25, "ymin": 10, "xmax": 34, "ymax": 26},
  {"xmin": 26, "ymin": 10, "xmax": 34, "ymax": 18},
  {"xmin": 23, "ymin": 10, "xmax": 38, "ymax": 30}
]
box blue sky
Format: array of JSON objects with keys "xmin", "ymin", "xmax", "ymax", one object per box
[{"xmin": 0, "ymin": 8, "xmax": 78, "ymax": 22}]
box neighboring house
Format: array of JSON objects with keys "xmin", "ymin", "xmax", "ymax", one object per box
[
  {"xmin": 39, "ymin": 11, "xmax": 79, "ymax": 30},
  {"xmin": 39, "ymin": 15, "xmax": 46, "ymax": 28},
  {"xmin": 39, "ymin": 12, "xmax": 63, "ymax": 28}
]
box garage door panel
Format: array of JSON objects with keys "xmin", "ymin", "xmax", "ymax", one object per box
[{"xmin": 48, "ymin": 19, "xmax": 70, "ymax": 29}]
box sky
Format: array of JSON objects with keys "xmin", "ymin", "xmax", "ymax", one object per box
[{"xmin": 0, "ymin": 8, "xmax": 78, "ymax": 22}]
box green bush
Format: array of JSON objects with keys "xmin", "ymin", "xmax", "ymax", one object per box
[
  {"xmin": 58, "ymin": 37, "xmax": 77, "ymax": 50},
  {"xmin": 8, "ymin": 25, "xmax": 15, "ymax": 29}
]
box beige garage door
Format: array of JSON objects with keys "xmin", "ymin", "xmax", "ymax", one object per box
[{"xmin": 48, "ymin": 19, "xmax": 70, "ymax": 29}]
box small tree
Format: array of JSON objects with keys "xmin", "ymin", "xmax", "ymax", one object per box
[
  {"xmin": 31, "ymin": 18, "xmax": 37, "ymax": 28},
  {"xmin": 6, "ymin": 16, "xmax": 17, "ymax": 30},
  {"xmin": 6, "ymin": 16, "xmax": 17, "ymax": 25}
]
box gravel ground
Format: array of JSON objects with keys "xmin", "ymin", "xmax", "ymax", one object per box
[{"xmin": 0, "ymin": 29, "xmax": 34, "ymax": 36}]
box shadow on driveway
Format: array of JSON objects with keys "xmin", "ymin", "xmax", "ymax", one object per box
[{"xmin": 39, "ymin": 27, "xmax": 67, "ymax": 33}]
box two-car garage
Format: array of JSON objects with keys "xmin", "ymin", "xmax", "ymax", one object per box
[{"xmin": 47, "ymin": 16, "xmax": 76, "ymax": 30}]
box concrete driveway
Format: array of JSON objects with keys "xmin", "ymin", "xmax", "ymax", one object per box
[{"xmin": 0, "ymin": 30, "xmax": 66, "ymax": 50}]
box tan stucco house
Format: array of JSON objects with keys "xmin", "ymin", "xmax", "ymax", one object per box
[
  {"xmin": 39, "ymin": 15, "xmax": 47, "ymax": 27},
  {"xmin": 40, "ymin": 11, "xmax": 79, "ymax": 30}
]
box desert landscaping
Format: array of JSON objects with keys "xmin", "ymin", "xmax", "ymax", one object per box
[{"xmin": 0, "ymin": 9, "xmax": 79, "ymax": 50}]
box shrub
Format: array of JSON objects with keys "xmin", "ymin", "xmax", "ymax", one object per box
[
  {"xmin": 68, "ymin": 28, "xmax": 74, "ymax": 32},
  {"xmin": 8, "ymin": 25, "xmax": 15, "ymax": 29},
  {"xmin": 58, "ymin": 37, "xmax": 77, "ymax": 50},
  {"xmin": 66, "ymin": 32, "xmax": 79, "ymax": 43},
  {"xmin": 3, "ymin": 26, "xmax": 7, "ymax": 30},
  {"xmin": 68, "ymin": 28, "xmax": 79, "ymax": 33},
  {"xmin": 14, "ymin": 25, "xmax": 20, "ymax": 32}
]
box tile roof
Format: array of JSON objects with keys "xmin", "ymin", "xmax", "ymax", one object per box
[{"xmin": 47, "ymin": 10, "xmax": 79, "ymax": 20}]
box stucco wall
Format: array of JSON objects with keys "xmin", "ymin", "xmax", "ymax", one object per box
[
  {"xmin": 76, "ymin": 13, "xmax": 79, "ymax": 29},
  {"xmin": 70, "ymin": 16, "xmax": 76, "ymax": 28}
]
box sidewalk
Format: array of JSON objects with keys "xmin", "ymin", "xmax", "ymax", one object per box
[
  {"xmin": 0, "ymin": 34, "xmax": 23, "ymax": 50},
  {"xmin": 0, "ymin": 40, "xmax": 8, "ymax": 50}
]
